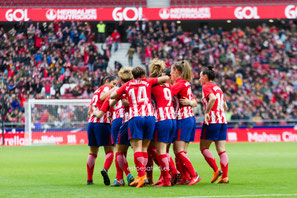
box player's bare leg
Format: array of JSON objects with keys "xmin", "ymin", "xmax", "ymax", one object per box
[
  {"xmin": 87, "ymin": 146, "xmax": 99, "ymax": 185},
  {"xmin": 215, "ymin": 141, "xmax": 229, "ymax": 183}
]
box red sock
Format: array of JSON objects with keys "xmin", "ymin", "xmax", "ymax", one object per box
[
  {"xmin": 146, "ymin": 153, "xmax": 154, "ymax": 179},
  {"xmin": 103, "ymin": 151, "xmax": 114, "ymax": 170},
  {"xmin": 87, "ymin": 153, "xmax": 97, "ymax": 181},
  {"xmin": 177, "ymin": 151, "xmax": 196, "ymax": 178},
  {"xmin": 201, "ymin": 148, "xmax": 219, "ymax": 172},
  {"xmin": 134, "ymin": 152, "xmax": 145, "ymax": 177},
  {"xmin": 159, "ymin": 154, "xmax": 171, "ymax": 181},
  {"xmin": 143, "ymin": 152, "xmax": 148, "ymax": 167},
  {"xmin": 219, "ymin": 151, "xmax": 229, "ymax": 178},
  {"xmin": 182, "ymin": 164, "xmax": 191, "ymax": 181},
  {"xmin": 122, "ymin": 154, "xmax": 130, "ymax": 176},
  {"xmin": 167, "ymin": 153, "xmax": 178, "ymax": 175},
  {"xmin": 115, "ymin": 152, "xmax": 124, "ymax": 180},
  {"xmin": 175, "ymin": 157, "xmax": 184, "ymax": 178},
  {"xmin": 148, "ymin": 146, "xmax": 160, "ymax": 167}
]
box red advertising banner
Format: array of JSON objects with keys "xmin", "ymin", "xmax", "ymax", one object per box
[
  {"xmin": 0, "ymin": 5, "xmax": 297, "ymax": 22},
  {"xmin": 0, "ymin": 132, "xmax": 26, "ymax": 146},
  {"xmin": 1, "ymin": 128, "xmax": 297, "ymax": 146},
  {"xmin": 31, "ymin": 131, "xmax": 88, "ymax": 145},
  {"xmin": 194, "ymin": 128, "xmax": 297, "ymax": 143}
]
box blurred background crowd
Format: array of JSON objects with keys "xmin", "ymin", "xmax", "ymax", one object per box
[{"xmin": 0, "ymin": 20, "xmax": 296, "ymax": 126}]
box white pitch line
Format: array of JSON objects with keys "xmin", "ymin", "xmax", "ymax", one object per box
[{"xmin": 164, "ymin": 194, "xmax": 297, "ymax": 198}]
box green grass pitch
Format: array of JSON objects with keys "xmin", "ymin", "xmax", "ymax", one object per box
[{"xmin": 1, "ymin": 142, "xmax": 297, "ymax": 198}]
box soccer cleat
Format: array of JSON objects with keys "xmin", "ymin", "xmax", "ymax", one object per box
[
  {"xmin": 101, "ymin": 168, "xmax": 110, "ymax": 186},
  {"xmin": 171, "ymin": 172, "xmax": 181, "ymax": 186},
  {"xmin": 188, "ymin": 175, "xmax": 201, "ymax": 186},
  {"xmin": 136, "ymin": 176, "xmax": 149, "ymax": 188},
  {"xmin": 130, "ymin": 176, "xmax": 140, "ymax": 186},
  {"xmin": 155, "ymin": 179, "xmax": 171, "ymax": 187},
  {"xmin": 87, "ymin": 180, "xmax": 94, "ymax": 185},
  {"xmin": 110, "ymin": 179, "xmax": 125, "ymax": 187},
  {"xmin": 217, "ymin": 177, "xmax": 229, "ymax": 184},
  {"xmin": 211, "ymin": 170, "xmax": 223, "ymax": 183},
  {"xmin": 126, "ymin": 173, "xmax": 135, "ymax": 186},
  {"xmin": 176, "ymin": 178, "xmax": 190, "ymax": 185},
  {"xmin": 147, "ymin": 177, "xmax": 154, "ymax": 185}
]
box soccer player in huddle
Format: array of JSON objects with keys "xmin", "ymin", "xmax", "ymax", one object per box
[
  {"xmin": 148, "ymin": 59, "xmax": 180, "ymax": 187},
  {"xmin": 111, "ymin": 66, "xmax": 169, "ymax": 188},
  {"xmin": 170, "ymin": 60, "xmax": 201, "ymax": 185},
  {"xmin": 94, "ymin": 67, "xmax": 135, "ymax": 187},
  {"xmin": 86, "ymin": 76, "xmax": 118, "ymax": 185},
  {"xmin": 199, "ymin": 66, "xmax": 229, "ymax": 184}
]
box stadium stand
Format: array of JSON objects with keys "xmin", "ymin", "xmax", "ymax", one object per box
[
  {"xmin": 0, "ymin": 20, "xmax": 296, "ymax": 125},
  {"xmin": 134, "ymin": 20, "xmax": 297, "ymax": 124}
]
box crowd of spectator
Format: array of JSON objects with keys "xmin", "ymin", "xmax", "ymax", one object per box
[
  {"xmin": 0, "ymin": 20, "xmax": 297, "ymax": 126},
  {"xmin": 0, "ymin": 21, "xmax": 112, "ymax": 124},
  {"xmin": 126, "ymin": 20, "xmax": 297, "ymax": 124}
]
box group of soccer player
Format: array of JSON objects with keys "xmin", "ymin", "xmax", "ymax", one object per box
[{"xmin": 86, "ymin": 59, "xmax": 229, "ymax": 188}]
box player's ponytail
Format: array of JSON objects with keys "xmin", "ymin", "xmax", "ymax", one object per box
[
  {"xmin": 172, "ymin": 60, "xmax": 193, "ymax": 82},
  {"xmin": 202, "ymin": 65, "xmax": 215, "ymax": 81},
  {"xmin": 101, "ymin": 75, "xmax": 117, "ymax": 85},
  {"xmin": 149, "ymin": 59, "xmax": 166, "ymax": 77}
]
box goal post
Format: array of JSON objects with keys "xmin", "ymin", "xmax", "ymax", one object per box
[{"xmin": 24, "ymin": 99, "xmax": 91, "ymax": 146}]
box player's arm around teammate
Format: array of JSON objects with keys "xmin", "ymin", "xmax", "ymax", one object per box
[
  {"xmin": 148, "ymin": 59, "xmax": 181, "ymax": 187},
  {"xmin": 199, "ymin": 66, "xmax": 229, "ymax": 184},
  {"xmin": 86, "ymin": 76, "xmax": 118, "ymax": 186},
  {"xmin": 109, "ymin": 67, "xmax": 135, "ymax": 187},
  {"xmin": 110, "ymin": 66, "xmax": 169, "ymax": 188},
  {"xmin": 170, "ymin": 60, "xmax": 201, "ymax": 185}
]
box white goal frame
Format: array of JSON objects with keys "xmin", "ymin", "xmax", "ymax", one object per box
[{"xmin": 24, "ymin": 99, "xmax": 91, "ymax": 146}]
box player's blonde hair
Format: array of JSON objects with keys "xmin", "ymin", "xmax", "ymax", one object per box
[
  {"xmin": 118, "ymin": 67, "xmax": 133, "ymax": 83},
  {"xmin": 172, "ymin": 60, "xmax": 193, "ymax": 82},
  {"xmin": 149, "ymin": 59, "xmax": 166, "ymax": 77}
]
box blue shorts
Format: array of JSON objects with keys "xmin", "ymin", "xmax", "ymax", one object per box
[
  {"xmin": 87, "ymin": 123, "xmax": 112, "ymax": 147},
  {"xmin": 117, "ymin": 122, "xmax": 130, "ymax": 146},
  {"xmin": 200, "ymin": 124, "xmax": 227, "ymax": 141},
  {"xmin": 174, "ymin": 116, "xmax": 196, "ymax": 142},
  {"xmin": 153, "ymin": 119, "xmax": 176, "ymax": 143},
  {"xmin": 128, "ymin": 116, "xmax": 156, "ymax": 140},
  {"xmin": 111, "ymin": 118, "xmax": 123, "ymax": 145}
]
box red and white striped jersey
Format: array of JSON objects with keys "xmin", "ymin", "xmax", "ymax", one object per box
[
  {"xmin": 172, "ymin": 78, "xmax": 194, "ymax": 120},
  {"xmin": 172, "ymin": 96, "xmax": 180, "ymax": 117},
  {"xmin": 202, "ymin": 82, "xmax": 227, "ymax": 124},
  {"xmin": 112, "ymin": 99, "xmax": 125, "ymax": 120},
  {"xmin": 88, "ymin": 85, "xmax": 112, "ymax": 124},
  {"xmin": 122, "ymin": 94, "xmax": 130, "ymax": 123},
  {"xmin": 116, "ymin": 78, "xmax": 158, "ymax": 119},
  {"xmin": 152, "ymin": 83, "xmax": 176, "ymax": 121}
]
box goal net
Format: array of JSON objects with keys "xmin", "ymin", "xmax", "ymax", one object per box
[{"xmin": 24, "ymin": 99, "xmax": 91, "ymax": 146}]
